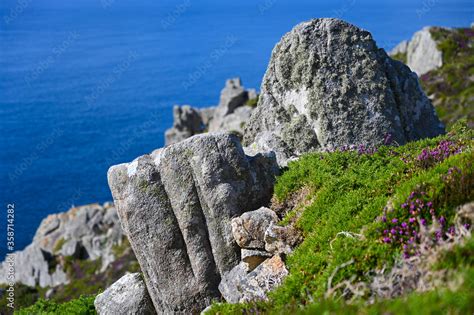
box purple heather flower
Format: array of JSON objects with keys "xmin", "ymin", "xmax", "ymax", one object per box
[
  {"xmin": 420, "ymin": 218, "xmax": 427, "ymax": 226},
  {"xmin": 383, "ymin": 237, "xmax": 391, "ymax": 243},
  {"xmin": 401, "ymin": 222, "xmax": 408, "ymax": 228},
  {"xmin": 391, "ymin": 218, "xmax": 398, "ymax": 223},
  {"xmin": 409, "ymin": 217, "xmax": 416, "ymax": 223}
]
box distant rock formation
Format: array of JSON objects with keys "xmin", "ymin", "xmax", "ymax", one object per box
[
  {"xmin": 0, "ymin": 203, "xmax": 124, "ymax": 288},
  {"xmin": 389, "ymin": 27, "xmax": 443, "ymax": 75},
  {"xmin": 107, "ymin": 133, "xmax": 278, "ymax": 313},
  {"xmin": 243, "ymin": 18, "xmax": 445, "ymax": 166},
  {"xmin": 165, "ymin": 78, "xmax": 257, "ymax": 145}
]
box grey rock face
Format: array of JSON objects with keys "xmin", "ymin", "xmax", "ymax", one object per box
[
  {"xmin": 218, "ymin": 255, "xmax": 288, "ymax": 303},
  {"xmin": 107, "ymin": 133, "xmax": 278, "ymax": 313},
  {"xmin": 389, "ymin": 40, "xmax": 408, "ymax": 56},
  {"xmin": 406, "ymin": 27, "xmax": 443, "ymax": 76},
  {"xmin": 165, "ymin": 105, "xmax": 204, "ymax": 145},
  {"xmin": 208, "ymin": 78, "xmax": 249, "ymax": 132},
  {"xmin": 0, "ymin": 203, "xmax": 124, "ymax": 287},
  {"xmin": 243, "ymin": 18, "xmax": 445, "ymax": 166},
  {"xmin": 94, "ymin": 273, "xmax": 156, "ymax": 315},
  {"xmin": 231, "ymin": 207, "xmax": 279, "ymax": 249}
]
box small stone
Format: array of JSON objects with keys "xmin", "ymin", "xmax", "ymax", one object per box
[
  {"xmin": 264, "ymin": 223, "xmax": 302, "ymax": 254},
  {"xmin": 218, "ymin": 255, "xmax": 288, "ymax": 303},
  {"xmin": 241, "ymin": 249, "xmax": 272, "ymax": 271},
  {"xmin": 231, "ymin": 207, "xmax": 279, "ymax": 249},
  {"xmin": 94, "ymin": 273, "xmax": 156, "ymax": 315}
]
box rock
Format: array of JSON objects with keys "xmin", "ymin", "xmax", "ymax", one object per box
[
  {"xmin": 165, "ymin": 105, "xmax": 204, "ymax": 145},
  {"xmin": 94, "ymin": 273, "xmax": 155, "ymax": 315},
  {"xmin": 210, "ymin": 106, "xmax": 253, "ymax": 138},
  {"xmin": 217, "ymin": 262, "xmax": 250, "ymax": 303},
  {"xmin": 208, "ymin": 78, "xmax": 251, "ymax": 133},
  {"xmin": 107, "ymin": 133, "xmax": 278, "ymax": 313},
  {"xmin": 241, "ymin": 249, "xmax": 272, "ymax": 271},
  {"xmin": 165, "ymin": 78, "xmax": 257, "ymax": 145},
  {"xmin": 389, "ymin": 40, "xmax": 408, "ymax": 56},
  {"xmin": 231, "ymin": 207, "xmax": 279, "ymax": 249},
  {"xmin": 0, "ymin": 244, "xmax": 68, "ymax": 288},
  {"xmin": 0, "ymin": 203, "xmax": 124, "ymax": 287},
  {"xmin": 218, "ymin": 255, "xmax": 288, "ymax": 303},
  {"xmin": 407, "ymin": 27, "xmax": 443, "ymax": 75},
  {"xmin": 243, "ymin": 18, "xmax": 445, "ymax": 166},
  {"xmin": 264, "ymin": 223, "xmax": 302, "ymax": 255}
]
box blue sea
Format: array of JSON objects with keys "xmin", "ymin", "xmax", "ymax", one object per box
[{"xmin": 0, "ymin": 0, "xmax": 472, "ymax": 257}]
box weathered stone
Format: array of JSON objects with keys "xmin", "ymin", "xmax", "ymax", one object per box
[
  {"xmin": 264, "ymin": 223, "xmax": 302, "ymax": 255},
  {"xmin": 243, "ymin": 18, "xmax": 445, "ymax": 166},
  {"xmin": 389, "ymin": 40, "xmax": 408, "ymax": 56},
  {"xmin": 241, "ymin": 249, "xmax": 272, "ymax": 271},
  {"xmin": 218, "ymin": 255, "xmax": 288, "ymax": 303},
  {"xmin": 231, "ymin": 207, "xmax": 279, "ymax": 249},
  {"xmin": 407, "ymin": 27, "xmax": 443, "ymax": 75},
  {"xmin": 107, "ymin": 133, "xmax": 278, "ymax": 313},
  {"xmin": 165, "ymin": 105, "xmax": 204, "ymax": 145},
  {"xmin": 94, "ymin": 273, "xmax": 155, "ymax": 315},
  {"xmin": 0, "ymin": 203, "xmax": 124, "ymax": 287},
  {"xmin": 208, "ymin": 78, "xmax": 251, "ymax": 133},
  {"xmin": 210, "ymin": 106, "xmax": 253, "ymax": 137}
]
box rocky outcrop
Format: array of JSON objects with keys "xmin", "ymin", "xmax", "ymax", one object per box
[
  {"xmin": 164, "ymin": 105, "xmax": 204, "ymax": 146},
  {"xmin": 107, "ymin": 133, "xmax": 278, "ymax": 313},
  {"xmin": 0, "ymin": 203, "xmax": 124, "ymax": 288},
  {"xmin": 243, "ymin": 18, "xmax": 445, "ymax": 166},
  {"xmin": 94, "ymin": 273, "xmax": 155, "ymax": 315},
  {"xmin": 218, "ymin": 207, "xmax": 300, "ymax": 304},
  {"xmin": 165, "ymin": 78, "xmax": 258, "ymax": 145},
  {"xmin": 406, "ymin": 27, "xmax": 443, "ymax": 75},
  {"xmin": 218, "ymin": 255, "xmax": 288, "ymax": 303},
  {"xmin": 389, "ymin": 27, "xmax": 445, "ymax": 76}
]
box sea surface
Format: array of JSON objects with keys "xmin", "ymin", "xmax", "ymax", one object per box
[{"xmin": 0, "ymin": 0, "xmax": 472, "ymax": 257}]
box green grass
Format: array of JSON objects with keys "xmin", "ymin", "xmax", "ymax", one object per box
[
  {"xmin": 207, "ymin": 122, "xmax": 474, "ymax": 314},
  {"xmin": 15, "ymin": 295, "xmax": 96, "ymax": 315}
]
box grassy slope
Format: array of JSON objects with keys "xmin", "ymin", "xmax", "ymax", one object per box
[{"xmin": 209, "ymin": 122, "xmax": 474, "ymax": 314}]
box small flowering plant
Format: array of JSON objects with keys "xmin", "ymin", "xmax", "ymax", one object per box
[
  {"xmin": 415, "ymin": 140, "xmax": 463, "ymax": 169},
  {"xmin": 380, "ymin": 190, "xmax": 458, "ymax": 258}
]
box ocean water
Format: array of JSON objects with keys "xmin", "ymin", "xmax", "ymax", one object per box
[{"xmin": 0, "ymin": 0, "xmax": 472, "ymax": 257}]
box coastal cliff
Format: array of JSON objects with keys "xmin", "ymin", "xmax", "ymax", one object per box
[{"xmin": 4, "ymin": 19, "xmax": 473, "ymax": 315}]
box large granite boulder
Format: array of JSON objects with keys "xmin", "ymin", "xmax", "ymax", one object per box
[
  {"xmin": 0, "ymin": 203, "xmax": 124, "ymax": 287},
  {"xmin": 406, "ymin": 27, "xmax": 443, "ymax": 76},
  {"xmin": 243, "ymin": 18, "xmax": 445, "ymax": 166},
  {"xmin": 107, "ymin": 133, "xmax": 278, "ymax": 313},
  {"xmin": 94, "ymin": 273, "xmax": 156, "ymax": 315}
]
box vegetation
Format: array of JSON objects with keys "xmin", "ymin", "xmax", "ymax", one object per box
[
  {"xmin": 421, "ymin": 27, "xmax": 474, "ymax": 128},
  {"xmin": 9, "ymin": 237, "xmax": 139, "ymax": 313},
  {"xmin": 15, "ymin": 295, "xmax": 96, "ymax": 315},
  {"xmin": 245, "ymin": 95, "xmax": 259, "ymax": 108},
  {"xmin": 391, "ymin": 52, "xmax": 407, "ymax": 64},
  {"xmin": 208, "ymin": 121, "xmax": 474, "ymax": 314}
]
